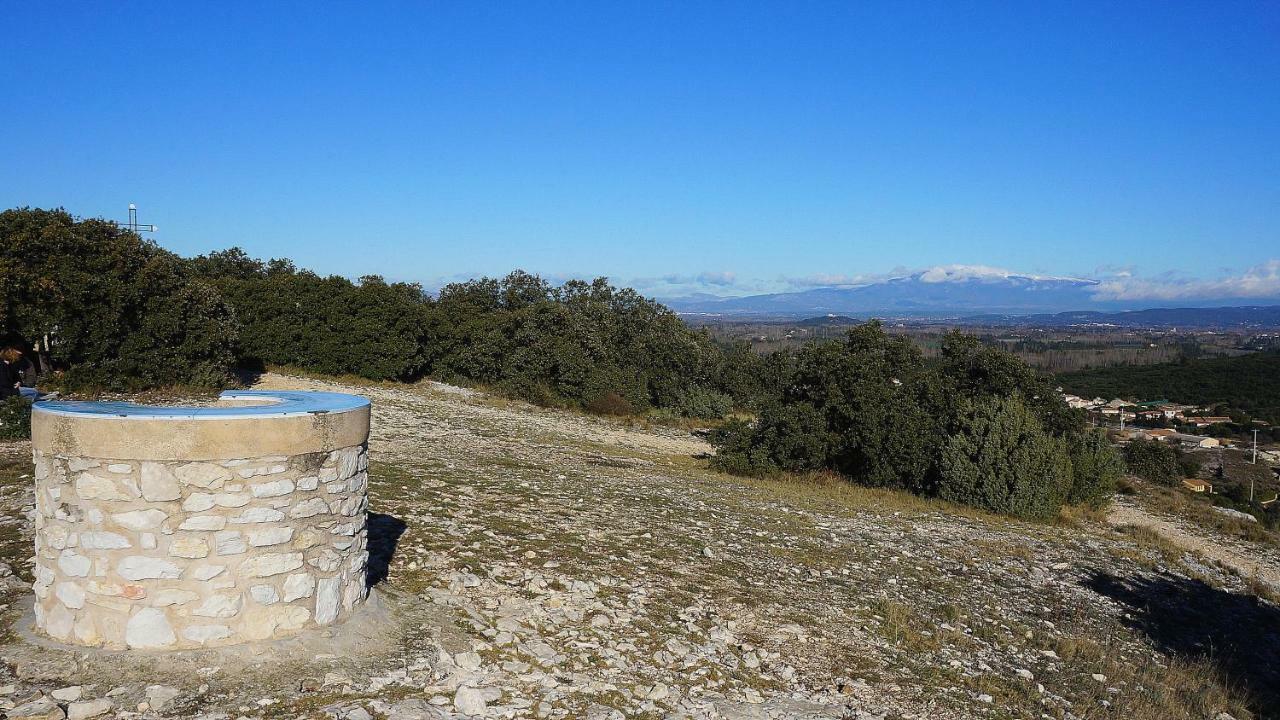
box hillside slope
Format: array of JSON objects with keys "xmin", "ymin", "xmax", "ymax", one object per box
[
  {"xmin": 0, "ymin": 374, "xmax": 1276, "ymax": 719},
  {"xmin": 1058, "ymin": 350, "xmax": 1280, "ymax": 422}
]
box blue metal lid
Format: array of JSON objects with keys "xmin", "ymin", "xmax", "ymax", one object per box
[{"xmin": 33, "ymin": 390, "xmax": 369, "ymax": 420}]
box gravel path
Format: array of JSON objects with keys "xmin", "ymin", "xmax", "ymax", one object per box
[{"xmin": 1108, "ymin": 498, "xmax": 1280, "ymax": 591}]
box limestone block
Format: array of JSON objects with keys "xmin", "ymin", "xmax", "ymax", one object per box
[
  {"xmin": 282, "ymin": 572, "xmax": 315, "ymax": 601},
  {"xmin": 140, "ymin": 463, "xmax": 182, "ymax": 502},
  {"xmin": 192, "ymin": 593, "xmax": 243, "ymax": 618},
  {"xmin": 168, "ymin": 536, "xmax": 210, "ymax": 559},
  {"xmin": 117, "ymin": 556, "xmax": 181, "ymax": 581},
  {"xmin": 316, "ymin": 576, "xmax": 342, "ymax": 625},
  {"xmin": 251, "ymin": 478, "xmax": 295, "ymax": 498},
  {"xmin": 174, "ymin": 462, "xmax": 230, "ymax": 488},
  {"xmin": 56, "ymin": 582, "xmax": 86, "ymax": 609},
  {"xmin": 214, "ymin": 531, "xmax": 247, "ymax": 556},
  {"xmin": 153, "ymin": 589, "xmax": 198, "ymax": 607},
  {"xmin": 183, "ymin": 624, "xmax": 232, "ymax": 644},
  {"xmin": 75, "ymin": 473, "xmax": 136, "ymax": 502},
  {"xmin": 213, "ymin": 492, "xmax": 251, "ymax": 508},
  {"xmin": 182, "ymin": 493, "xmax": 216, "ymax": 512},
  {"xmin": 289, "ymin": 497, "xmax": 329, "ymax": 519},
  {"xmin": 248, "ymin": 526, "xmax": 293, "ymax": 547},
  {"xmin": 58, "ymin": 551, "xmax": 91, "ymax": 577},
  {"xmin": 241, "ymin": 552, "xmax": 304, "ymax": 577},
  {"xmin": 112, "ymin": 509, "xmax": 167, "ymax": 531},
  {"xmin": 192, "ymin": 564, "xmax": 225, "ymax": 581},
  {"xmin": 228, "ymin": 507, "xmax": 284, "ymax": 524},
  {"xmin": 178, "ymin": 515, "xmax": 226, "ymax": 531},
  {"xmin": 125, "ymin": 607, "xmax": 176, "ymax": 649},
  {"xmin": 250, "ymin": 584, "xmax": 280, "ymax": 604},
  {"xmin": 80, "ymin": 531, "xmax": 132, "ymax": 550}
]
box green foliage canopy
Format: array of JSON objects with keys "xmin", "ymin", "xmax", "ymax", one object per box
[{"xmin": 0, "ymin": 208, "xmax": 238, "ymax": 390}]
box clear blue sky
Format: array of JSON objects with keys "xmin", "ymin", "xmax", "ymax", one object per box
[{"xmin": 3, "ymin": 2, "xmax": 1278, "ymax": 299}]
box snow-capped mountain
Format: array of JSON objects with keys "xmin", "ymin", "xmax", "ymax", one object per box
[{"xmin": 662, "ymin": 268, "xmax": 1110, "ymax": 317}]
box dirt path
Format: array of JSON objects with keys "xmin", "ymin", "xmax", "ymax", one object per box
[{"xmin": 1108, "ymin": 499, "xmax": 1280, "ymax": 590}]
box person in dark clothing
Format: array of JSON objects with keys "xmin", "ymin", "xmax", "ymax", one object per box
[{"xmin": 0, "ymin": 348, "xmax": 21, "ymax": 400}]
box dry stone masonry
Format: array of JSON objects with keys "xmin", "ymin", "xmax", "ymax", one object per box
[{"xmin": 29, "ymin": 390, "xmax": 372, "ymax": 650}]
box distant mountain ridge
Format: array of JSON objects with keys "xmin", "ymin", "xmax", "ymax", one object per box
[
  {"xmin": 786, "ymin": 306, "xmax": 1280, "ymax": 330},
  {"xmin": 661, "ymin": 269, "xmax": 1280, "ymax": 319}
]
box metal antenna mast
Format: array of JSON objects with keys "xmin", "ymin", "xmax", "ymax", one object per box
[{"xmin": 121, "ymin": 204, "xmax": 157, "ymax": 234}]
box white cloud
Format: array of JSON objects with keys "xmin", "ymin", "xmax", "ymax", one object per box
[
  {"xmin": 1090, "ymin": 260, "xmax": 1280, "ymax": 301},
  {"xmin": 780, "ymin": 272, "xmax": 896, "ymax": 290},
  {"xmin": 696, "ymin": 271, "xmax": 737, "ymax": 287},
  {"xmin": 628, "ymin": 270, "xmax": 761, "ymax": 296},
  {"xmin": 917, "ymin": 264, "xmax": 1092, "ymax": 284}
]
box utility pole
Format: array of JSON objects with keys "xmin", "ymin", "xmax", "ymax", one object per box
[{"xmin": 1253, "ymin": 428, "xmax": 1260, "ymax": 464}]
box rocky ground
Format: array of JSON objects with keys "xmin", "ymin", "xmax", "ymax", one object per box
[{"xmin": 0, "ymin": 373, "xmax": 1278, "ymax": 720}]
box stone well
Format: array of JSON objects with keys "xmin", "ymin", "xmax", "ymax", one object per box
[{"xmin": 29, "ymin": 390, "xmax": 372, "ymax": 650}]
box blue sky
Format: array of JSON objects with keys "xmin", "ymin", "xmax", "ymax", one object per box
[{"xmin": 3, "ymin": 2, "xmax": 1278, "ymax": 300}]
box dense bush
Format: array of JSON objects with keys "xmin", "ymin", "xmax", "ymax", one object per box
[
  {"xmin": 1123, "ymin": 438, "xmax": 1181, "ymax": 485},
  {"xmin": 427, "ymin": 273, "xmax": 725, "ymax": 415},
  {"xmin": 711, "ymin": 322, "xmax": 1095, "ymax": 519},
  {"xmin": 1066, "ymin": 430, "xmax": 1125, "ymax": 507},
  {"xmin": 190, "ymin": 250, "xmax": 433, "ymax": 381},
  {"xmin": 674, "ymin": 386, "xmax": 734, "ymax": 420},
  {"xmin": 938, "ymin": 395, "xmax": 1073, "ymax": 520},
  {"xmin": 0, "ymin": 208, "xmax": 238, "ymax": 390},
  {"xmin": 0, "ymin": 397, "xmax": 32, "ymax": 440}
]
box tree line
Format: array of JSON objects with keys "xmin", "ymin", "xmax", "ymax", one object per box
[
  {"xmin": 2, "ymin": 207, "xmax": 1123, "ymax": 520},
  {"xmin": 1058, "ymin": 350, "xmax": 1280, "ymax": 425}
]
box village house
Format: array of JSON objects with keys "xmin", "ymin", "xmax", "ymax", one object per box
[
  {"xmin": 1182, "ymin": 478, "xmax": 1213, "ymax": 493},
  {"xmin": 1184, "ymin": 416, "xmax": 1233, "ymax": 427}
]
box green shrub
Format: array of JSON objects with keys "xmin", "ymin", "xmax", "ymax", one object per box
[
  {"xmin": 1177, "ymin": 451, "xmax": 1204, "ymax": 479},
  {"xmin": 938, "ymin": 395, "xmax": 1073, "ymax": 520},
  {"xmin": 1, "ymin": 208, "xmax": 239, "ymax": 390},
  {"xmin": 674, "ymin": 386, "xmax": 733, "ymax": 419},
  {"xmin": 0, "ymin": 397, "xmax": 32, "ymax": 440},
  {"xmin": 1123, "ymin": 438, "xmax": 1181, "ymax": 485},
  {"xmin": 585, "ymin": 391, "xmax": 634, "ymax": 416},
  {"xmin": 1067, "ymin": 430, "xmax": 1124, "ymax": 507}
]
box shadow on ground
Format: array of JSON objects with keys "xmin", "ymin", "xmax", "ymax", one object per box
[
  {"xmin": 365, "ymin": 512, "xmax": 407, "ymax": 588},
  {"xmin": 1086, "ymin": 570, "xmax": 1280, "ymax": 718}
]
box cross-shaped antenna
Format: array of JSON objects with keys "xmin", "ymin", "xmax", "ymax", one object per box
[{"xmin": 120, "ymin": 203, "xmax": 157, "ymax": 234}]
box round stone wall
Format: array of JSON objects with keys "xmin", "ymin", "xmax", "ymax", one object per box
[{"xmin": 28, "ymin": 390, "xmax": 372, "ymax": 650}]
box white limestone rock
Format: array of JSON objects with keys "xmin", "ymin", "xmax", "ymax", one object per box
[
  {"xmin": 117, "ymin": 556, "xmax": 182, "ymax": 581},
  {"xmin": 248, "ymin": 526, "xmax": 294, "ymax": 547},
  {"xmin": 80, "ymin": 531, "xmax": 132, "ymax": 550},
  {"xmin": 289, "ymin": 497, "xmax": 330, "ymax": 519},
  {"xmin": 140, "ymin": 463, "xmax": 182, "ymax": 502},
  {"xmin": 125, "ymin": 607, "xmax": 177, "ymax": 649},
  {"xmin": 228, "ymin": 507, "xmax": 284, "ymax": 524},
  {"xmin": 182, "ymin": 493, "xmax": 217, "ymax": 512},
  {"xmin": 112, "ymin": 509, "xmax": 167, "ymax": 531},
  {"xmin": 251, "ymin": 478, "xmax": 295, "ymax": 498},
  {"xmin": 315, "ymin": 576, "xmax": 342, "ymax": 625},
  {"xmin": 178, "ymin": 515, "xmax": 226, "ymax": 531},
  {"xmin": 174, "ymin": 463, "xmax": 231, "ymax": 488},
  {"xmin": 192, "ymin": 593, "xmax": 243, "ymax": 618},
  {"xmin": 282, "ymin": 572, "xmax": 316, "ymax": 601},
  {"xmin": 58, "ymin": 551, "xmax": 92, "ymax": 577},
  {"xmin": 250, "ymin": 584, "xmax": 280, "ymax": 605},
  {"xmin": 168, "ymin": 535, "xmax": 210, "ymax": 558},
  {"xmin": 242, "ymin": 552, "xmax": 304, "ymax": 577},
  {"xmin": 214, "ymin": 531, "xmax": 247, "ymax": 556},
  {"xmin": 75, "ymin": 472, "xmax": 135, "ymax": 501},
  {"xmin": 55, "ymin": 581, "xmax": 86, "ymax": 609}
]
